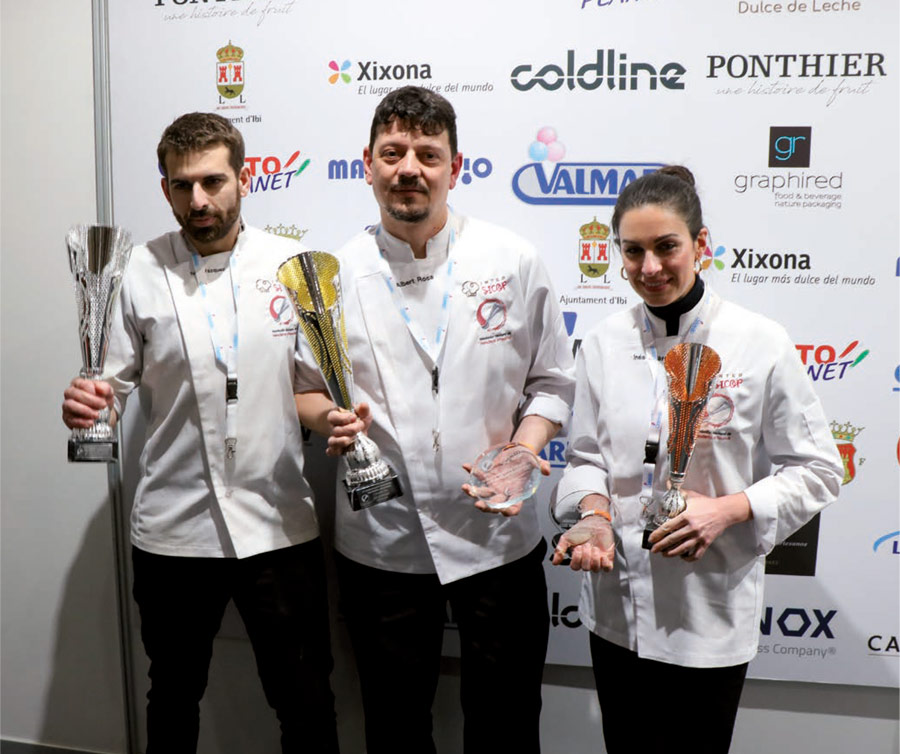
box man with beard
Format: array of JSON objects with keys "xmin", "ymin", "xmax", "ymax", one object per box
[
  {"xmin": 322, "ymin": 87, "xmax": 574, "ymax": 754},
  {"xmin": 61, "ymin": 112, "xmax": 340, "ymax": 753}
]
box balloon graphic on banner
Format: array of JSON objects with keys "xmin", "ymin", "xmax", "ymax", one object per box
[{"xmin": 529, "ymin": 126, "xmax": 565, "ymax": 163}]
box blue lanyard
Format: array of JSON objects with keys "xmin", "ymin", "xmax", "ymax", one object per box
[
  {"xmin": 372, "ymin": 212, "xmax": 459, "ymax": 450},
  {"xmin": 189, "ymin": 245, "xmax": 240, "ymax": 459}
]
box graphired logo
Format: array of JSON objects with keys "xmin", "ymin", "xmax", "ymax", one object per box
[
  {"xmin": 216, "ymin": 41, "xmax": 246, "ymax": 106},
  {"xmin": 769, "ymin": 127, "xmax": 811, "ymax": 168},
  {"xmin": 577, "ymin": 217, "xmax": 611, "ymax": 278},
  {"xmin": 830, "ymin": 421, "xmax": 864, "ymax": 484},
  {"xmin": 328, "ymin": 59, "xmax": 352, "ymax": 85}
]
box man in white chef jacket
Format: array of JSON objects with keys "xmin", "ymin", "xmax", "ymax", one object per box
[
  {"xmin": 61, "ymin": 112, "xmax": 340, "ymax": 753},
  {"xmin": 322, "ymin": 87, "xmax": 575, "ymax": 754}
]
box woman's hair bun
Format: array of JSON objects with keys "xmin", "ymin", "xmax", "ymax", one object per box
[{"xmin": 658, "ymin": 165, "xmax": 695, "ymax": 188}]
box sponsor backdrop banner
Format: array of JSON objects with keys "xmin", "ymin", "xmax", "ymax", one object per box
[{"xmin": 106, "ymin": 0, "xmax": 898, "ymax": 687}]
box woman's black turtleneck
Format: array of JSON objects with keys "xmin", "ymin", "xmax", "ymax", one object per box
[{"xmin": 646, "ymin": 276, "xmax": 705, "ymax": 336}]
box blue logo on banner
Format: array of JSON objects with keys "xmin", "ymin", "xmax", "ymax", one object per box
[
  {"xmin": 873, "ymin": 531, "xmax": 900, "ymax": 554},
  {"xmin": 512, "ymin": 162, "xmax": 663, "ymax": 205},
  {"xmin": 563, "ymin": 311, "xmax": 577, "ymax": 336}
]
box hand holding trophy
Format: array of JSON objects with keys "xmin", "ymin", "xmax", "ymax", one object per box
[
  {"xmin": 66, "ymin": 224, "xmax": 133, "ymax": 462},
  {"xmin": 277, "ymin": 251, "xmax": 402, "ymax": 510},
  {"xmin": 642, "ymin": 342, "xmax": 721, "ymax": 549},
  {"xmin": 465, "ymin": 441, "xmax": 543, "ymax": 512}
]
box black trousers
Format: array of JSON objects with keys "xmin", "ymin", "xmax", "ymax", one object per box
[
  {"xmin": 335, "ymin": 540, "xmax": 550, "ymax": 754},
  {"xmin": 132, "ymin": 540, "xmax": 339, "ymax": 754},
  {"xmin": 590, "ymin": 633, "xmax": 748, "ymax": 754}
]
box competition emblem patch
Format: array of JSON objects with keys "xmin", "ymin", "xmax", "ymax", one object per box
[
  {"xmin": 269, "ymin": 295, "xmax": 295, "ymax": 325},
  {"xmin": 476, "ymin": 298, "xmax": 507, "ymax": 331},
  {"xmin": 702, "ymin": 393, "xmax": 735, "ymax": 429}
]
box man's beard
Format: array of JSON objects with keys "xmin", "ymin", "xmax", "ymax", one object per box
[
  {"xmin": 385, "ymin": 179, "xmax": 429, "ymax": 224},
  {"xmin": 175, "ymin": 201, "xmax": 240, "ymax": 245}
]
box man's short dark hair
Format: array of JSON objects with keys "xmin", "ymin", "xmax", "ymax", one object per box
[
  {"xmin": 368, "ymin": 86, "xmax": 458, "ymax": 156},
  {"xmin": 157, "ymin": 112, "xmax": 245, "ymax": 179}
]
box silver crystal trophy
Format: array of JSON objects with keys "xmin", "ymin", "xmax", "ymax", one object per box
[
  {"xmin": 277, "ymin": 251, "xmax": 402, "ymax": 510},
  {"xmin": 466, "ymin": 442, "xmax": 543, "ymax": 511},
  {"xmin": 642, "ymin": 342, "xmax": 721, "ymax": 549},
  {"xmin": 66, "ymin": 224, "xmax": 133, "ymax": 462}
]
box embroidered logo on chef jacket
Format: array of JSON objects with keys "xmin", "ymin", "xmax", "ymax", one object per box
[
  {"xmin": 698, "ymin": 372, "xmax": 743, "ymax": 440},
  {"xmin": 475, "ymin": 297, "xmax": 512, "ymax": 345},
  {"xmin": 256, "ymin": 279, "xmax": 297, "ymax": 337},
  {"xmin": 461, "ymin": 280, "xmax": 480, "ymax": 297}
]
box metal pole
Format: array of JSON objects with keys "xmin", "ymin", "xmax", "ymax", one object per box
[{"xmin": 92, "ymin": 0, "xmax": 139, "ymax": 750}]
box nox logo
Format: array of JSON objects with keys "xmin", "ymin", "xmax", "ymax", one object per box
[
  {"xmin": 769, "ymin": 127, "xmax": 811, "ymax": 168},
  {"xmin": 760, "ymin": 607, "xmax": 837, "ymax": 638}
]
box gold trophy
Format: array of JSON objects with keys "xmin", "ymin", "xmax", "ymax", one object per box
[
  {"xmin": 277, "ymin": 251, "xmax": 402, "ymax": 510},
  {"xmin": 642, "ymin": 342, "xmax": 721, "ymax": 548}
]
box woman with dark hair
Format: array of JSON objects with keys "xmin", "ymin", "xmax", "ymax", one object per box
[{"xmin": 551, "ymin": 166, "xmax": 842, "ymax": 753}]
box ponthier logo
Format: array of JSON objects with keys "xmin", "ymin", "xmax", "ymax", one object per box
[
  {"xmin": 512, "ymin": 161, "xmax": 663, "ymax": 206},
  {"xmin": 707, "ymin": 52, "xmax": 886, "ymax": 79},
  {"xmin": 511, "ymin": 50, "xmax": 686, "ymax": 92}
]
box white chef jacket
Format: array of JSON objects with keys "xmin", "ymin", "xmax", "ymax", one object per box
[
  {"xmin": 320, "ymin": 213, "xmax": 575, "ymax": 584},
  {"xmin": 555, "ymin": 288, "xmax": 842, "ymax": 667},
  {"xmin": 105, "ymin": 225, "xmax": 321, "ymax": 559}
]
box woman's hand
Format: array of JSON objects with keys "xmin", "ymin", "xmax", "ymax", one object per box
[
  {"xmin": 551, "ymin": 516, "xmax": 616, "ymax": 572},
  {"xmin": 648, "ymin": 490, "xmax": 751, "ymax": 562}
]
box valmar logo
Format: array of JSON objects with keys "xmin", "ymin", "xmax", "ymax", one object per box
[
  {"xmin": 795, "ymin": 340, "xmax": 869, "ymax": 382},
  {"xmin": 513, "ymin": 130, "xmax": 662, "ymax": 205},
  {"xmin": 510, "ymin": 49, "xmax": 685, "ymax": 91}
]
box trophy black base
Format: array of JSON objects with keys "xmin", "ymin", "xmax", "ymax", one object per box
[
  {"xmin": 641, "ymin": 525, "xmax": 657, "ymax": 550},
  {"xmin": 345, "ymin": 475, "xmax": 403, "ymax": 511},
  {"xmin": 68, "ymin": 439, "xmax": 118, "ymax": 463}
]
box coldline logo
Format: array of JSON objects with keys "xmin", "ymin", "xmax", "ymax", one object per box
[
  {"xmin": 769, "ymin": 127, "xmax": 811, "ymax": 167},
  {"xmin": 511, "ymin": 49, "xmax": 685, "ymax": 92}
]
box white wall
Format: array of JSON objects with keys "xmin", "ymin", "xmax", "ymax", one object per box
[
  {"xmin": 0, "ymin": 1, "xmax": 896, "ymax": 753},
  {"xmin": 1, "ymin": 0, "xmax": 126, "ymax": 751}
]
